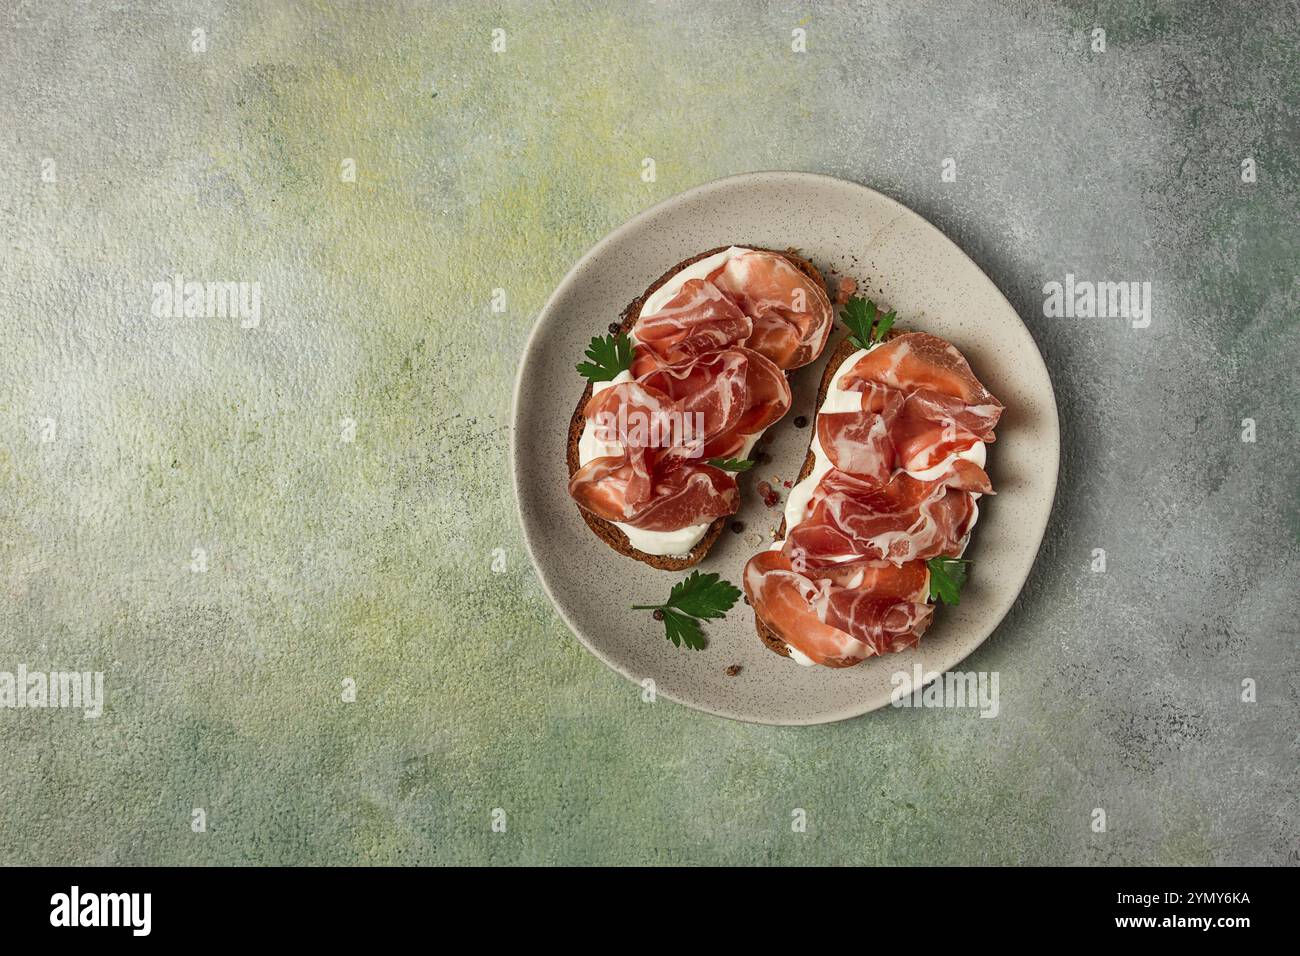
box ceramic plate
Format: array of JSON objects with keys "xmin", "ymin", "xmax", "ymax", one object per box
[{"xmin": 512, "ymin": 171, "xmax": 1058, "ymax": 725}]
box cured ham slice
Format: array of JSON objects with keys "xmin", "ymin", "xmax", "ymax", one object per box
[
  {"xmin": 783, "ymin": 469, "xmax": 978, "ymax": 567},
  {"xmin": 571, "ymin": 350, "xmax": 790, "ymax": 531},
  {"xmin": 743, "ymin": 550, "xmax": 933, "ymax": 665},
  {"xmin": 812, "ymin": 334, "xmax": 1005, "ymax": 488},
  {"xmin": 570, "ymin": 457, "xmax": 738, "ymax": 532},
  {"xmin": 818, "ymin": 401, "xmax": 993, "ymax": 495},
  {"xmin": 631, "ymin": 250, "xmax": 834, "ymax": 372},
  {"xmin": 805, "ymin": 555, "xmax": 931, "ymax": 594},
  {"xmin": 837, "ymin": 332, "xmax": 1002, "ymax": 473},
  {"xmin": 637, "ymin": 348, "xmax": 791, "ymax": 461},
  {"xmin": 631, "ymin": 279, "xmax": 752, "ymax": 363},
  {"xmin": 837, "ymin": 332, "xmax": 1001, "ymax": 415},
  {"xmin": 713, "ymin": 250, "xmax": 834, "ymax": 369},
  {"xmin": 581, "ymin": 380, "xmax": 680, "ymax": 506},
  {"xmin": 816, "ymin": 388, "xmax": 902, "ymax": 486}
]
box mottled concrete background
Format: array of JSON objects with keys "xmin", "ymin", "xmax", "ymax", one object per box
[{"xmin": 1, "ymin": 0, "xmax": 1296, "ymax": 865}]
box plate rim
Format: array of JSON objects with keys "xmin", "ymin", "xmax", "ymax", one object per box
[{"xmin": 511, "ymin": 170, "xmax": 1060, "ymax": 725}]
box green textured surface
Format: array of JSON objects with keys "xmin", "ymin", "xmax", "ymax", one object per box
[{"xmin": 1, "ymin": 1, "xmax": 1297, "ymax": 865}]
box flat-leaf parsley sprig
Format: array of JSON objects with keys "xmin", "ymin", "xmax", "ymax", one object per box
[
  {"xmin": 576, "ymin": 331, "xmax": 634, "ymax": 383},
  {"xmin": 840, "ymin": 296, "xmax": 897, "ymax": 350},
  {"xmin": 632, "ymin": 571, "xmax": 743, "ymax": 650},
  {"xmin": 926, "ymin": 557, "xmax": 970, "ymax": 606}
]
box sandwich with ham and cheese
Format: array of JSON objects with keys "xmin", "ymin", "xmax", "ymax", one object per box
[
  {"xmin": 567, "ymin": 246, "xmax": 835, "ymax": 570},
  {"xmin": 742, "ymin": 300, "xmax": 1004, "ymax": 667}
]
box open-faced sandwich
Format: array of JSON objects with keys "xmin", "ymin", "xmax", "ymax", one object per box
[
  {"xmin": 567, "ymin": 246, "xmax": 835, "ymax": 569},
  {"xmin": 742, "ymin": 300, "xmax": 1004, "ymax": 667}
]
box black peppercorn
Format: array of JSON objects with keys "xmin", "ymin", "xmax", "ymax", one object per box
[
  {"xmin": 730, "ymin": 521, "xmax": 745, "ymax": 534},
  {"xmin": 607, "ymin": 322, "xmax": 621, "ymax": 334},
  {"xmin": 652, "ymin": 609, "xmax": 664, "ymax": 621},
  {"xmin": 794, "ymin": 415, "xmax": 809, "ymax": 428}
]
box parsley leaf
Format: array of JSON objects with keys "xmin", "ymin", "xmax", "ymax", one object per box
[
  {"xmin": 840, "ymin": 296, "xmax": 875, "ymax": 350},
  {"xmin": 871, "ymin": 306, "xmax": 896, "ymax": 343},
  {"xmin": 576, "ymin": 331, "xmax": 634, "ymax": 383},
  {"xmin": 632, "ymin": 571, "xmax": 743, "ymax": 650},
  {"xmin": 927, "ymin": 557, "xmax": 970, "ymax": 606},
  {"xmin": 839, "ymin": 296, "xmax": 897, "ymax": 350},
  {"xmin": 661, "ymin": 608, "xmax": 706, "ymax": 650},
  {"xmin": 664, "ymin": 571, "xmax": 742, "ymax": 619},
  {"xmin": 706, "ymin": 457, "xmax": 755, "ymax": 472}
]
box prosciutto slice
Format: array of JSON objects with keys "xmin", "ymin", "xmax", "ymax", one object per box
[
  {"xmin": 632, "ymin": 279, "xmax": 752, "ymax": 363},
  {"xmin": 630, "ymin": 250, "xmax": 832, "ymax": 372},
  {"xmin": 713, "ymin": 251, "xmax": 834, "ymax": 369},
  {"xmin": 838, "ymin": 332, "xmax": 1000, "ymax": 411},
  {"xmin": 816, "ymin": 383, "xmax": 904, "ymax": 486},
  {"xmin": 570, "ymin": 352, "xmax": 790, "ymax": 530},
  {"xmin": 570, "ymin": 456, "xmax": 738, "ymax": 532},
  {"xmin": 783, "ymin": 469, "xmax": 978, "ymax": 568},
  {"xmin": 579, "ymin": 380, "xmax": 681, "ymax": 506},
  {"xmin": 835, "ymin": 332, "xmax": 1003, "ymax": 481},
  {"xmin": 743, "ymin": 550, "xmax": 933, "ymax": 665},
  {"xmin": 637, "ymin": 348, "xmax": 790, "ymax": 461}
]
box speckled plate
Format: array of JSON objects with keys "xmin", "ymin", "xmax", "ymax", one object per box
[{"xmin": 512, "ymin": 171, "xmax": 1059, "ymax": 725}]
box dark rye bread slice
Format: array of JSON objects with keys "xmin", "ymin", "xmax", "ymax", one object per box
[
  {"xmin": 566, "ymin": 245, "xmax": 828, "ymax": 571},
  {"xmin": 754, "ymin": 329, "xmax": 905, "ymax": 667}
]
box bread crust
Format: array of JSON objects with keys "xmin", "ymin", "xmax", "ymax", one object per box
[
  {"xmin": 753, "ymin": 330, "xmax": 905, "ymax": 667},
  {"xmin": 566, "ymin": 245, "xmax": 826, "ymax": 570}
]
